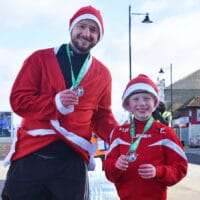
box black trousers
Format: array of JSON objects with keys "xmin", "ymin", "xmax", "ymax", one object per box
[{"xmin": 1, "ymin": 148, "xmax": 89, "ymax": 200}]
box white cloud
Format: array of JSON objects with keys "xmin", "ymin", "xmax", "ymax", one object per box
[
  {"xmin": 0, "ymin": 0, "xmax": 200, "ymax": 123},
  {"xmin": 0, "ymin": 0, "xmax": 92, "ymax": 28}
]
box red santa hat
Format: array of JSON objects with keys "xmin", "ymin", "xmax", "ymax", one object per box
[
  {"xmin": 69, "ymin": 6, "xmax": 104, "ymax": 41},
  {"xmin": 122, "ymin": 74, "xmax": 159, "ymax": 111}
]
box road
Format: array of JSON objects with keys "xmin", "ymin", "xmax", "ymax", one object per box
[{"xmin": 185, "ymin": 148, "xmax": 200, "ymax": 164}]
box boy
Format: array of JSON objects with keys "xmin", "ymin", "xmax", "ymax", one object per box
[{"xmin": 104, "ymin": 74, "xmax": 188, "ymax": 200}]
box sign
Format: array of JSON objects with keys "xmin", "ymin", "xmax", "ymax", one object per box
[{"xmin": 173, "ymin": 116, "xmax": 189, "ymax": 127}]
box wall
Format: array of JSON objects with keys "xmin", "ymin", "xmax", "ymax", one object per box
[{"xmin": 0, "ymin": 139, "xmax": 12, "ymax": 159}]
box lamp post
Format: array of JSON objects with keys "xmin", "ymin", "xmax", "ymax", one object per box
[
  {"xmin": 159, "ymin": 64, "xmax": 173, "ymax": 117},
  {"xmin": 129, "ymin": 5, "xmax": 153, "ymax": 80}
]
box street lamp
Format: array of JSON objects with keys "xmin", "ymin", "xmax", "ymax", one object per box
[
  {"xmin": 159, "ymin": 64, "xmax": 173, "ymax": 117},
  {"xmin": 129, "ymin": 5, "xmax": 153, "ymax": 80}
]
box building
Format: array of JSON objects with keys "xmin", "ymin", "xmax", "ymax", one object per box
[{"xmin": 158, "ymin": 69, "xmax": 200, "ymax": 147}]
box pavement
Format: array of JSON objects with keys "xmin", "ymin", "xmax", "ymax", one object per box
[{"xmin": 0, "ymin": 148, "xmax": 200, "ymax": 199}]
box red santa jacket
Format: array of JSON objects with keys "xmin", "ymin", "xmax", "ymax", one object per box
[
  {"xmin": 4, "ymin": 46, "xmax": 118, "ymax": 168},
  {"xmin": 104, "ymin": 119, "xmax": 188, "ymax": 200}
]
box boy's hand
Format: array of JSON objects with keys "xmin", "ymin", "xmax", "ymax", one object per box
[
  {"xmin": 138, "ymin": 164, "xmax": 156, "ymax": 179},
  {"xmin": 115, "ymin": 155, "xmax": 129, "ymax": 171}
]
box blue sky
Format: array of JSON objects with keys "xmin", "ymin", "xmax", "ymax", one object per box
[{"xmin": 1, "ymin": 0, "xmax": 200, "ymax": 124}]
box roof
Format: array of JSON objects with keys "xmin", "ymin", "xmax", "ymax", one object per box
[
  {"xmin": 163, "ymin": 69, "xmax": 200, "ymax": 117},
  {"xmin": 178, "ymin": 96, "xmax": 200, "ymax": 110}
]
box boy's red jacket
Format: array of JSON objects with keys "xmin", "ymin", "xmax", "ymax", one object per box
[{"xmin": 104, "ymin": 120, "xmax": 188, "ymax": 200}]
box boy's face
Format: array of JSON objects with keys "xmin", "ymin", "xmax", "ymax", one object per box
[{"xmin": 126, "ymin": 92, "xmax": 157, "ymax": 121}]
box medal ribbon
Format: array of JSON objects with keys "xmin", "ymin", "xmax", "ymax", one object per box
[
  {"xmin": 129, "ymin": 117, "xmax": 154, "ymax": 152},
  {"xmin": 66, "ymin": 44, "xmax": 90, "ymax": 89}
]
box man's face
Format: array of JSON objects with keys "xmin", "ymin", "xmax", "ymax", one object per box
[{"xmin": 70, "ymin": 19, "xmax": 100, "ymax": 54}]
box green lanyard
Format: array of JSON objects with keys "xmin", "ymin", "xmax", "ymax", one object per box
[
  {"xmin": 66, "ymin": 44, "xmax": 90, "ymax": 89},
  {"xmin": 129, "ymin": 117, "xmax": 154, "ymax": 152}
]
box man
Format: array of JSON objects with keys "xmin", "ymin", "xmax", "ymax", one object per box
[{"xmin": 2, "ymin": 6, "xmax": 118, "ymax": 200}]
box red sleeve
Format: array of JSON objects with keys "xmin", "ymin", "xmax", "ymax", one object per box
[
  {"xmin": 91, "ymin": 72, "xmax": 118, "ymax": 143},
  {"xmin": 155, "ymin": 127, "xmax": 188, "ymax": 186},
  {"xmin": 10, "ymin": 49, "xmax": 64, "ymax": 120},
  {"xmin": 103, "ymin": 128, "xmax": 125, "ymax": 182}
]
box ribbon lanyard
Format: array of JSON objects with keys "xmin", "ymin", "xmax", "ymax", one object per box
[
  {"xmin": 66, "ymin": 44, "xmax": 90, "ymax": 89},
  {"xmin": 129, "ymin": 117, "xmax": 154, "ymax": 152}
]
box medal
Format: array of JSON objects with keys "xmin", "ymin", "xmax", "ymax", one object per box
[
  {"xmin": 126, "ymin": 151, "xmax": 138, "ymax": 162},
  {"xmin": 76, "ymin": 86, "xmax": 84, "ymax": 97},
  {"xmin": 73, "ymin": 86, "xmax": 84, "ymax": 97},
  {"xmin": 127, "ymin": 117, "xmax": 154, "ymax": 162},
  {"xmin": 66, "ymin": 44, "xmax": 89, "ymax": 98}
]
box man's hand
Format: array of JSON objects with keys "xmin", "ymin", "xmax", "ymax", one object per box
[{"xmin": 59, "ymin": 89, "xmax": 79, "ymax": 108}]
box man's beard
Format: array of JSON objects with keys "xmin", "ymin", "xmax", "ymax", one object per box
[{"xmin": 71, "ymin": 37, "xmax": 96, "ymax": 54}]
